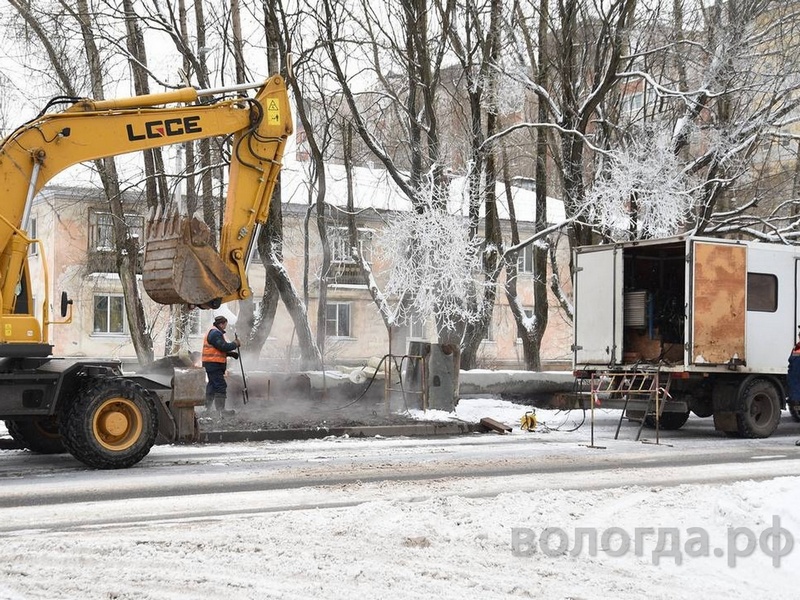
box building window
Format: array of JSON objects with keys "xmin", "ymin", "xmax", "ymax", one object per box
[
  {"xmin": 93, "ymin": 294, "xmax": 126, "ymax": 334},
  {"xmin": 747, "ymin": 273, "xmax": 777, "ymax": 313},
  {"xmin": 326, "ymin": 302, "xmax": 351, "ymax": 337},
  {"xmin": 410, "ymin": 317, "xmax": 426, "ymax": 340},
  {"xmin": 92, "ymin": 212, "xmax": 115, "ymax": 251},
  {"xmin": 28, "ymin": 218, "xmax": 38, "ymax": 256},
  {"xmin": 331, "ymin": 227, "xmax": 373, "ymax": 264},
  {"xmin": 623, "ymin": 91, "xmax": 644, "ymax": 114},
  {"xmin": 517, "ymin": 245, "xmax": 534, "ymax": 274},
  {"xmin": 90, "ymin": 211, "xmax": 144, "ymax": 252},
  {"xmin": 328, "ymin": 227, "xmax": 373, "ymax": 286}
]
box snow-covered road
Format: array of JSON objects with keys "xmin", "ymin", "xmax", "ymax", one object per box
[{"xmin": 1, "ymin": 400, "xmax": 799, "ymax": 599}]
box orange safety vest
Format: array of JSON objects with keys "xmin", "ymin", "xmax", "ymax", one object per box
[{"xmin": 202, "ymin": 327, "xmax": 228, "ymax": 364}]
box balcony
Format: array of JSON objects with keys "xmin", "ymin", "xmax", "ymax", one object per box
[
  {"xmin": 87, "ymin": 248, "xmax": 143, "ymax": 274},
  {"xmin": 327, "ymin": 261, "xmax": 367, "ymax": 286}
]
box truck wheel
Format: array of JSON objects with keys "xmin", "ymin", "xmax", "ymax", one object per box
[
  {"xmin": 643, "ymin": 411, "xmax": 690, "ymax": 430},
  {"xmin": 5, "ymin": 417, "xmax": 65, "ymax": 454},
  {"xmin": 736, "ymin": 379, "xmax": 781, "ymax": 439},
  {"xmin": 61, "ymin": 378, "xmax": 158, "ymax": 469}
]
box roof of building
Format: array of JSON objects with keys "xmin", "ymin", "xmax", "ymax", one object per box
[
  {"xmin": 34, "ymin": 161, "xmax": 567, "ymax": 225},
  {"xmin": 280, "ymin": 162, "xmax": 566, "ymax": 224}
]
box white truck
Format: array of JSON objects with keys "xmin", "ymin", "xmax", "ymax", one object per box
[{"xmin": 572, "ymin": 234, "xmax": 798, "ymax": 438}]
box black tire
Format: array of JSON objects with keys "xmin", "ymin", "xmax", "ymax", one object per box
[
  {"xmin": 61, "ymin": 377, "xmax": 158, "ymax": 469},
  {"xmin": 736, "ymin": 379, "xmax": 781, "ymax": 439},
  {"xmin": 790, "ymin": 404, "xmax": 800, "ymax": 423},
  {"xmin": 5, "ymin": 417, "xmax": 65, "ymax": 454},
  {"xmin": 690, "ymin": 399, "xmax": 714, "ymax": 419},
  {"xmin": 625, "ymin": 409, "xmax": 645, "ymax": 422},
  {"xmin": 643, "ymin": 411, "xmax": 691, "ymax": 431}
]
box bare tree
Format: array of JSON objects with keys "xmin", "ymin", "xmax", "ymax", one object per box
[
  {"xmin": 7, "ymin": 0, "xmax": 157, "ymax": 364},
  {"xmin": 571, "ymin": 1, "xmax": 800, "ymax": 243},
  {"xmin": 676, "ymin": 0, "xmax": 800, "ymax": 239},
  {"xmin": 318, "ymin": 0, "xmax": 503, "ymax": 360},
  {"xmin": 71, "ymin": 0, "xmax": 156, "ymax": 364},
  {"xmin": 255, "ymin": 0, "xmax": 326, "ymax": 369},
  {"xmin": 118, "ymin": 0, "xmax": 195, "ymax": 358},
  {"xmin": 504, "ymin": 0, "xmax": 553, "ymax": 370},
  {"xmin": 441, "ymin": 0, "xmax": 506, "ymax": 369}
]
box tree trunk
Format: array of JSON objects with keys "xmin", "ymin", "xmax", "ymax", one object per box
[
  {"xmin": 266, "ymin": 261, "xmax": 323, "ymax": 370},
  {"xmin": 524, "ymin": 0, "xmax": 552, "ymax": 371},
  {"xmin": 74, "ymin": 0, "xmax": 154, "ymax": 364},
  {"xmin": 246, "ymin": 197, "xmax": 282, "ymax": 358},
  {"xmin": 459, "ymin": 0, "xmax": 503, "ymax": 370}
]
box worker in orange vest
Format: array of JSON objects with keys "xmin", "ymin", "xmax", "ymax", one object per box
[{"xmin": 202, "ymin": 315, "xmax": 240, "ymax": 415}]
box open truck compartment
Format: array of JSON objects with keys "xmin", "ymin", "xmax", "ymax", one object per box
[
  {"xmin": 619, "ymin": 239, "xmax": 748, "ymax": 367},
  {"xmin": 574, "ymin": 236, "xmax": 772, "ymax": 371},
  {"xmin": 619, "ymin": 239, "xmax": 687, "ymax": 365}
]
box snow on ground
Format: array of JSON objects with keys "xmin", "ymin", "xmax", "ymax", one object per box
[
  {"xmin": 2, "ymin": 477, "xmax": 798, "ymax": 600},
  {"xmin": 407, "ymin": 395, "xmax": 554, "ymax": 427},
  {"xmin": 0, "ymin": 398, "xmax": 799, "ymax": 599}
]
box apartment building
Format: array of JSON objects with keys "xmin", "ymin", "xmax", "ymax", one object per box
[{"xmin": 27, "ymin": 166, "xmax": 573, "ymax": 371}]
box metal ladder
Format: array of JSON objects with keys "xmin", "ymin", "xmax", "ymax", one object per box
[{"xmin": 589, "ymin": 369, "xmax": 672, "ymax": 441}]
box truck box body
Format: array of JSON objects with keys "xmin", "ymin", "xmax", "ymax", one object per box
[{"xmin": 572, "ymin": 235, "xmax": 799, "ymax": 438}]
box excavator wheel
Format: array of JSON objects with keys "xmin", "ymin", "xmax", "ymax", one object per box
[
  {"xmin": 60, "ymin": 377, "xmax": 158, "ymax": 469},
  {"xmin": 5, "ymin": 416, "xmax": 66, "ymax": 454}
]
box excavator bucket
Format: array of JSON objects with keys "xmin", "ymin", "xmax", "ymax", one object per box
[{"xmin": 143, "ymin": 210, "xmax": 240, "ymax": 306}]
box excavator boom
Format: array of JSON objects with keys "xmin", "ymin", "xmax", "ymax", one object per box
[{"xmin": 0, "ymin": 75, "xmax": 292, "ymax": 317}]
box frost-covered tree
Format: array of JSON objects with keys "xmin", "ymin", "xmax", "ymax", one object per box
[
  {"xmin": 375, "ymin": 196, "xmax": 487, "ymax": 338},
  {"xmin": 586, "ymin": 128, "xmax": 696, "ymax": 240},
  {"xmin": 316, "ymin": 0, "xmax": 506, "ymax": 367},
  {"xmin": 602, "ymin": 0, "xmax": 800, "ymax": 242}
]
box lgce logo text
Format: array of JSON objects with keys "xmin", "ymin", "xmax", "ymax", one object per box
[{"xmin": 126, "ymin": 116, "xmax": 202, "ymax": 141}]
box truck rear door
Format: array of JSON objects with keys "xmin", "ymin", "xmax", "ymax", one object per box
[
  {"xmin": 690, "ymin": 240, "xmax": 746, "ymax": 365},
  {"xmin": 573, "ymin": 245, "xmax": 623, "ymax": 366}
]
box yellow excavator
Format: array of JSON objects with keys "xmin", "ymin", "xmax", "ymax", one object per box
[{"xmin": 0, "ymin": 76, "xmax": 292, "ymax": 468}]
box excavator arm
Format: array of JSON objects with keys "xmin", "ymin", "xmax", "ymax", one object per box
[{"xmin": 0, "ymin": 75, "xmax": 292, "ymax": 323}]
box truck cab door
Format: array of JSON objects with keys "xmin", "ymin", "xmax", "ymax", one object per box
[
  {"xmin": 573, "ymin": 245, "xmax": 623, "ymax": 366},
  {"xmin": 690, "ymin": 240, "xmax": 746, "ymax": 365}
]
